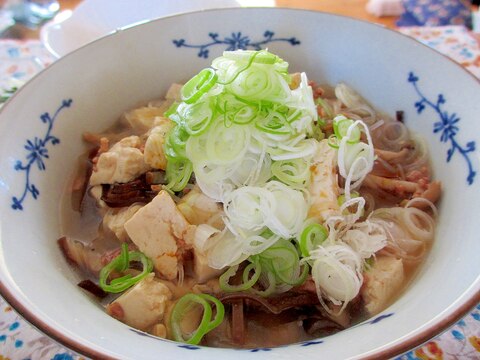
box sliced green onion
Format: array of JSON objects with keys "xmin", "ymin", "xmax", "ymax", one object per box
[
  {"xmin": 255, "ymin": 110, "xmax": 291, "ymax": 134},
  {"xmin": 285, "ymin": 108, "xmax": 303, "ymax": 124},
  {"xmin": 312, "ymin": 122, "xmax": 325, "ymax": 141},
  {"xmin": 176, "ymin": 100, "xmax": 216, "ymax": 136},
  {"xmin": 229, "ymin": 103, "xmax": 259, "ymax": 125},
  {"xmin": 271, "ymin": 158, "xmax": 310, "ymax": 188},
  {"xmin": 337, "ymin": 191, "xmax": 364, "ymax": 217},
  {"xmin": 299, "ymin": 223, "xmax": 328, "ymax": 257},
  {"xmin": 170, "ymin": 293, "xmax": 225, "ymax": 345},
  {"xmin": 161, "ymin": 49, "xmax": 318, "ymax": 200},
  {"xmin": 250, "ymin": 270, "xmax": 277, "ymax": 297},
  {"xmin": 165, "ymin": 158, "xmax": 193, "ymax": 192},
  {"xmin": 327, "ymin": 134, "xmax": 340, "ymax": 149},
  {"xmin": 219, "ymin": 259, "xmax": 262, "ymax": 292},
  {"xmin": 254, "ymin": 239, "xmax": 308, "ymax": 289},
  {"xmin": 217, "ymin": 50, "xmax": 265, "ymax": 86},
  {"xmin": 276, "ymin": 261, "xmax": 309, "ymax": 286},
  {"xmin": 333, "ymin": 116, "xmax": 361, "ymax": 144},
  {"xmin": 217, "ymin": 237, "xmax": 308, "ymax": 296},
  {"xmin": 165, "ymin": 125, "xmax": 190, "ymax": 160},
  {"xmin": 181, "ymin": 68, "xmax": 218, "ymax": 104},
  {"xmin": 223, "ymin": 50, "xmax": 278, "ymax": 64},
  {"xmin": 99, "ymin": 243, "xmax": 153, "ymax": 293},
  {"xmin": 165, "ymin": 101, "xmax": 180, "ymax": 122},
  {"xmin": 315, "ymin": 97, "xmax": 333, "ymax": 119},
  {"xmin": 309, "ymin": 243, "xmax": 363, "ymax": 311}
]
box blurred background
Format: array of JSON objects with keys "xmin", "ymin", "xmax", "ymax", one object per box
[
  {"xmin": 0, "ymin": 1, "xmax": 479, "ymax": 360},
  {"xmin": 0, "ymin": 0, "xmax": 479, "ymax": 39}
]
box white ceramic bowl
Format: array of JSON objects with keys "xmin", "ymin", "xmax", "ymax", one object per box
[
  {"xmin": 0, "ymin": 8, "xmax": 479, "ymax": 360},
  {"xmin": 40, "ymin": 0, "xmax": 276, "ymax": 58}
]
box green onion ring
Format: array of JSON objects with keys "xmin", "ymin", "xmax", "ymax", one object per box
[
  {"xmin": 181, "ymin": 68, "xmax": 218, "ymax": 104},
  {"xmin": 165, "ymin": 158, "xmax": 193, "ymax": 192},
  {"xmin": 217, "ymin": 50, "xmax": 261, "ymax": 86},
  {"xmin": 315, "ymin": 97, "xmax": 333, "ymax": 119},
  {"xmin": 250, "ymin": 270, "xmax": 276, "ymax": 297},
  {"xmin": 219, "ymin": 259, "xmax": 262, "ymax": 292},
  {"xmin": 99, "ymin": 243, "xmax": 153, "ymax": 293},
  {"xmin": 299, "ymin": 223, "xmax": 328, "ymax": 257},
  {"xmin": 165, "ymin": 125, "xmax": 190, "ymax": 160},
  {"xmin": 327, "ymin": 134, "xmax": 340, "ymax": 149},
  {"xmin": 223, "ymin": 50, "xmax": 278, "ymax": 64},
  {"xmin": 170, "ymin": 293, "xmax": 225, "ymax": 345},
  {"xmin": 275, "ymin": 262, "xmax": 309, "ymax": 286},
  {"xmin": 333, "ymin": 117, "xmax": 361, "ymax": 144}
]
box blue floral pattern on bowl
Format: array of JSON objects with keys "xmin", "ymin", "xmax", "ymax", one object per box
[
  {"xmin": 11, "ymin": 98, "xmax": 73, "ymax": 210},
  {"xmin": 173, "ymin": 30, "xmax": 300, "ymax": 58},
  {"xmin": 408, "ymin": 72, "xmax": 476, "ymax": 185}
]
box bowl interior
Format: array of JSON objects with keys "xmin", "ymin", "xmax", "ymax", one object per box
[{"xmin": 0, "ymin": 8, "xmax": 479, "ymax": 360}]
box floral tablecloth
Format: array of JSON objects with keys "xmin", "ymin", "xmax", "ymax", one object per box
[{"xmin": 1, "ymin": 26, "xmax": 480, "ymax": 360}]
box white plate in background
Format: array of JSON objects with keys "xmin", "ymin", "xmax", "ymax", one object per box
[{"xmin": 40, "ymin": 0, "xmax": 275, "ymax": 58}]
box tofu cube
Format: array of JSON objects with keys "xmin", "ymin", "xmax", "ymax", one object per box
[
  {"xmin": 193, "ymin": 249, "xmax": 224, "ymax": 283},
  {"xmin": 106, "ymin": 274, "xmax": 172, "ymax": 331},
  {"xmin": 143, "ymin": 119, "xmax": 174, "ymax": 170},
  {"xmin": 308, "ymin": 139, "xmax": 341, "ymax": 222},
  {"xmin": 103, "ymin": 204, "xmax": 143, "ymax": 242},
  {"xmin": 90, "ymin": 136, "xmax": 149, "ymax": 185},
  {"xmin": 362, "ymin": 256, "xmax": 405, "ymax": 314},
  {"xmin": 177, "ymin": 187, "xmax": 223, "ymax": 228},
  {"xmin": 124, "ymin": 105, "xmax": 169, "ymax": 133},
  {"xmin": 124, "ymin": 191, "xmax": 196, "ymax": 280}
]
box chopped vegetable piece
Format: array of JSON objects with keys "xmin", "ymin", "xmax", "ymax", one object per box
[
  {"xmin": 333, "ymin": 115, "xmax": 361, "ymax": 144},
  {"xmin": 299, "ymin": 223, "xmax": 328, "ymax": 257},
  {"xmin": 181, "ymin": 68, "xmax": 218, "ymax": 104},
  {"xmin": 327, "ymin": 134, "xmax": 340, "ymax": 149},
  {"xmin": 223, "ymin": 49, "xmax": 279, "ymax": 64},
  {"xmin": 99, "ymin": 243, "xmax": 153, "ymax": 293},
  {"xmin": 164, "ymin": 49, "xmax": 318, "ymax": 200},
  {"xmin": 219, "ymin": 259, "xmax": 262, "ymax": 292},
  {"xmin": 170, "ymin": 293, "xmax": 225, "ymax": 345}
]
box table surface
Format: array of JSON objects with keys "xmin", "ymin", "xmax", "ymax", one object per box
[
  {"xmin": 4, "ymin": 0, "xmax": 478, "ymax": 44},
  {"xmin": 2, "ymin": 0, "xmax": 398, "ymax": 40},
  {"xmin": 0, "ymin": 1, "xmax": 479, "ymax": 360}
]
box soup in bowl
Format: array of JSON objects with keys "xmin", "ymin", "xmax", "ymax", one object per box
[{"xmin": 0, "ymin": 8, "xmax": 479, "ymax": 360}]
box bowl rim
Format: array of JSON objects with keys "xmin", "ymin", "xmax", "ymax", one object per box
[
  {"xmin": 1, "ymin": 6, "xmax": 479, "ymax": 359},
  {"xmin": 1, "ymin": 283, "xmax": 479, "ymax": 359}
]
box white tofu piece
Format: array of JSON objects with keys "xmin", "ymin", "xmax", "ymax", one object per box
[
  {"xmin": 106, "ymin": 273, "xmax": 172, "ymax": 331},
  {"xmin": 124, "ymin": 104, "xmax": 170, "ymax": 133},
  {"xmin": 308, "ymin": 139, "xmax": 341, "ymax": 222},
  {"xmin": 190, "ymin": 224, "xmax": 225, "ymax": 283},
  {"xmin": 103, "ymin": 204, "xmax": 143, "ymax": 242},
  {"xmin": 177, "ymin": 187, "xmax": 223, "ymax": 228},
  {"xmin": 362, "ymin": 256, "xmax": 405, "ymax": 314},
  {"xmin": 143, "ymin": 119, "xmax": 174, "ymax": 170},
  {"xmin": 88, "ymin": 185, "xmax": 107, "ymax": 210},
  {"xmin": 90, "ymin": 136, "xmax": 150, "ymax": 185},
  {"xmin": 124, "ymin": 190, "xmax": 196, "ymax": 280},
  {"xmin": 151, "ymin": 324, "xmax": 167, "ymax": 338},
  {"xmin": 193, "ymin": 249, "xmax": 224, "ymax": 283},
  {"xmin": 165, "ymin": 83, "xmax": 183, "ymax": 101}
]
